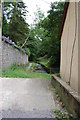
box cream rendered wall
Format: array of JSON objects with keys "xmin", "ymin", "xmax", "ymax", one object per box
[
  {"xmin": 60, "ymin": 2, "xmax": 78, "ymax": 93},
  {"xmin": 78, "ymin": 2, "xmax": 80, "ymax": 94},
  {"xmin": 0, "ymin": 3, "xmax": 2, "ymax": 72}
]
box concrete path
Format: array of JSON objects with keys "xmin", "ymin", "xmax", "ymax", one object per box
[{"xmin": 0, "ymin": 78, "xmax": 57, "ymax": 118}]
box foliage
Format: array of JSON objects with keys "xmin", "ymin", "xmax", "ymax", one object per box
[
  {"xmin": 2, "ymin": 1, "xmax": 29, "ymax": 46},
  {"xmin": 27, "ymin": 2, "xmax": 65, "ymax": 67},
  {"xmin": 24, "ymin": 48, "xmax": 30, "ymax": 57},
  {"xmin": 2, "ymin": 15, "xmax": 9, "ymax": 37},
  {"xmin": 54, "ymin": 87, "xmax": 74, "ymax": 120},
  {"xmin": 27, "ymin": 63, "xmax": 51, "ymax": 78},
  {"xmin": 34, "ymin": 6, "xmax": 45, "ymax": 25},
  {"xmin": 25, "ymin": 28, "xmax": 40, "ymax": 61},
  {"xmin": 2, "ymin": 1, "xmax": 65, "ymax": 69},
  {"xmin": 2, "ymin": 63, "xmax": 51, "ymax": 78},
  {"xmin": 37, "ymin": 55, "xmax": 49, "ymax": 67},
  {"xmin": 54, "ymin": 109, "xmax": 73, "ymax": 120},
  {"xmin": 2, "ymin": 63, "xmax": 29, "ymax": 78},
  {"xmin": 39, "ymin": 2, "xmax": 65, "ymax": 67},
  {"xmin": 25, "ymin": 7, "xmax": 46, "ymax": 61}
]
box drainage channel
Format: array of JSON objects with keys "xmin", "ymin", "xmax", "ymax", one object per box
[{"xmin": 33, "ymin": 63, "xmax": 47, "ymax": 73}]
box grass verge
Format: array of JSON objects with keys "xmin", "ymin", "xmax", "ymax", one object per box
[
  {"xmin": 2, "ymin": 63, "xmax": 29, "ymax": 78},
  {"xmin": 1, "ymin": 62, "xmax": 51, "ymax": 78},
  {"xmin": 27, "ymin": 63, "xmax": 51, "ymax": 78}
]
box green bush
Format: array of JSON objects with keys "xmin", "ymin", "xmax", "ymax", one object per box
[{"xmin": 25, "ymin": 48, "xmax": 30, "ymax": 57}]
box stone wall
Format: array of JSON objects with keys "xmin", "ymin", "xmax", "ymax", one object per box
[{"xmin": 2, "ymin": 36, "xmax": 28, "ymax": 70}]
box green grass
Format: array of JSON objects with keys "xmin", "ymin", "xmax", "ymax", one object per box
[
  {"xmin": 2, "ymin": 63, "xmax": 29, "ymax": 78},
  {"xmin": 1, "ymin": 62, "xmax": 51, "ymax": 78},
  {"xmin": 27, "ymin": 63, "xmax": 51, "ymax": 78},
  {"xmin": 37, "ymin": 55, "xmax": 49, "ymax": 67},
  {"xmin": 27, "ymin": 72, "xmax": 51, "ymax": 78}
]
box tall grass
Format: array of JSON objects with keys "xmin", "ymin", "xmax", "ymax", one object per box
[
  {"xmin": 2, "ymin": 62, "xmax": 51, "ymax": 78},
  {"xmin": 27, "ymin": 63, "xmax": 51, "ymax": 78},
  {"xmin": 2, "ymin": 63, "xmax": 30, "ymax": 78}
]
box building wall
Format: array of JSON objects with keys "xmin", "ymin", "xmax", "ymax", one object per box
[
  {"xmin": 60, "ymin": 2, "xmax": 79, "ymax": 93},
  {"xmin": 0, "ymin": 3, "xmax": 2, "ymax": 72},
  {"xmin": 0, "ymin": 28, "xmax": 2, "ymax": 72},
  {"xmin": 78, "ymin": 2, "xmax": 80, "ymax": 94},
  {"xmin": 2, "ymin": 40, "xmax": 28, "ymax": 70}
]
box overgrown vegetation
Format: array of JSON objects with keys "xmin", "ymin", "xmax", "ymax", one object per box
[
  {"xmin": 37, "ymin": 55, "xmax": 49, "ymax": 67},
  {"xmin": 2, "ymin": 63, "xmax": 51, "ymax": 78},
  {"xmin": 54, "ymin": 109, "xmax": 73, "ymax": 120},
  {"xmin": 2, "ymin": 63, "xmax": 29, "ymax": 78},
  {"xmin": 27, "ymin": 63, "xmax": 51, "ymax": 78},
  {"xmin": 2, "ymin": 1, "xmax": 65, "ymax": 69},
  {"xmin": 29, "ymin": 2, "xmax": 64, "ymax": 67},
  {"xmin": 2, "ymin": 1, "xmax": 29, "ymax": 46},
  {"xmin": 53, "ymin": 88, "xmax": 74, "ymax": 120}
]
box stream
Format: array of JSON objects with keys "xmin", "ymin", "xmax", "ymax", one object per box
[{"xmin": 34, "ymin": 63, "xmax": 47, "ymax": 73}]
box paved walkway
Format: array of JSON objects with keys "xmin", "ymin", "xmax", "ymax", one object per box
[{"xmin": 0, "ymin": 78, "xmax": 57, "ymax": 118}]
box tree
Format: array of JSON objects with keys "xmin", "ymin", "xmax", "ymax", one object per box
[
  {"xmin": 39, "ymin": 2, "xmax": 65, "ymax": 67},
  {"xmin": 34, "ymin": 6, "xmax": 45, "ymax": 25},
  {"xmin": 26, "ymin": 2, "xmax": 65, "ymax": 65},
  {"xmin": 25, "ymin": 3, "xmax": 64, "ymax": 65},
  {"xmin": 25, "ymin": 28, "xmax": 40, "ymax": 61},
  {"xmin": 2, "ymin": 1, "xmax": 29, "ymax": 46},
  {"xmin": 2, "ymin": 14, "xmax": 9, "ymax": 37},
  {"xmin": 25, "ymin": 7, "xmax": 46, "ymax": 61},
  {"xmin": 2, "ymin": 1, "xmax": 65, "ymax": 66}
]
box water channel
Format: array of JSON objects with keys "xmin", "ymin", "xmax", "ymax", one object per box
[{"xmin": 34, "ymin": 63, "xmax": 47, "ymax": 73}]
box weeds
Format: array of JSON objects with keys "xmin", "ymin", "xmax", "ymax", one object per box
[
  {"xmin": 2, "ymin": 62, "xmax": 51, "ymax": 78},
  {"xmin": 54, "ymin": 89, "xmax": 74, "ymax": 120},
  {"xmin": 54, "ymin": 109, "xmax": 73, "ymax": 120},
  {"xmin": 2, "ymin": 63, "xmax": 29, "ymax": 78}
]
